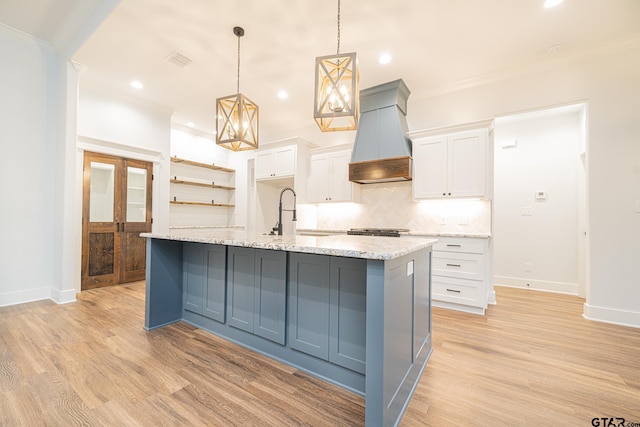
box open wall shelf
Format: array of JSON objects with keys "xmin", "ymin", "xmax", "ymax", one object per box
[
  {"xmin": 170, "ymin": 156, "xmax": 235, "ymax": 173},
  {"xmin": 170, "ymin": 179, "xmax": 235, "ymax": 191},
  {"xmin": 170, "ymin": 200, "xmax": 234, "ymax": 208}
]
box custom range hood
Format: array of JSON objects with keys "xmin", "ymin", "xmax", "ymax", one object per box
[{"xmin": 349, "ymin": 79, "xmax": 412, "ymax": 184}]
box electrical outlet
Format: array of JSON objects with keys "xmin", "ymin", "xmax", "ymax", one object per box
[
  {"xmin": 458, "ymin": 216, "xmax": 470, "ymax": 225},
  {"xmin": 524, "ymin": 262, "xmax": 532, "ymax": 272},
  {"xmin": 439, "ymin": 217, "xmax": 447, "ymax": 225},
  {"xmin": 522, "ymin": 207, "xmax": 533, "ymax": 216}
]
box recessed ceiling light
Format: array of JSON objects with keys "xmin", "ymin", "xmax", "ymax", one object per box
[
  {"xmin": 130, "ymin": 80, "xmax": 143, "ymax": 89},
  {"xmin": 378, "ymin": 53, "xmax": 392, "ymax": 65},
  {"xmin": 544, "ymin": 0, "xmax": 563, "ymax": 8},
  {"xmin": 277, "ymin": 90, "xmax": 288, "ymax": 100}
]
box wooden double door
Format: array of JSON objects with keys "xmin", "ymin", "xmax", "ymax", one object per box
[{"xmin": 82, "ymin": 152, "xmax": 153, "ymax": 290}]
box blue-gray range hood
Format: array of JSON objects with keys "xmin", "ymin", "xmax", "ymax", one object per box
[{"xmin": 349, "ymin": 79, "xmax": 412, "ymax": 184}]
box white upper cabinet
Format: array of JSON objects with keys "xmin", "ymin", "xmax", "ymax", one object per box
[
  {"xmin": 412, "ymin": 123, "xmax": 490, "ymax": 199},
  {"xmin": 308, "ymin": 149, "xmax": 360, "ymax": 203},
  {"xmin": 255, "ymin": 145, "xmax": 296, "ymax": 180}
]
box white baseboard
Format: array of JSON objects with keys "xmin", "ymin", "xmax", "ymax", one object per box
[
  {"xmin": 0, "ymin": 286, "xmax": 76, "ymax": 307},
  {"xmin": 432, "ymin": 300, "xmax": 486, "ymax": 315},
  {"xmin": 0, "ymin": 287, "xmax": 51, "ymax": 307},
  {"xmin": 50, "ymin": 287, "xmax": 77, "ymax": 304},
  {"xmin": 494, "ymin": 276, "xmax": 578, "ymax": 295},
  {"xmin": 583, "ymin": 303, "xmax": 640, "ymax": 329},
  {"xmin": 487, "ymin": 289, "xmax": 497, "ymax": 305}
]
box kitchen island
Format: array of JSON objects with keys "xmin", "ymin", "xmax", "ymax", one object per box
[{"xmin": 142, "ymin": 229, "xmax": 436, "ymax": 427}]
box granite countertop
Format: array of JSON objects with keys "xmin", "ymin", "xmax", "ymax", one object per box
[
  {"xmin": 408, "ymin": 231, "xmax": 491, "ymax": 239},
  {"xmin": 142, "ymin": 229, "xmax": 436, "ymax": 260},
  {"xmin": 296, "ymin": 228, "xmax": 491, "ymax": 239}
]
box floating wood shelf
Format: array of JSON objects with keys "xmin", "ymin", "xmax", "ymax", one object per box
[
  {"xmin": 170, "ymin": 157, "xmax": 235, "ymax": 173},
  {"xmin": 170, "ymin": 179, "xmax": 235, "ymax": 191},
  {"xmin": 170, "ymin": 201, "xmax": 235, "ymax": 208}
]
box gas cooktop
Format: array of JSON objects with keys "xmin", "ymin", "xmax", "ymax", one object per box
[{"xmin": 346, "ymin": 228, "xmax": 410, "ymax": 237}]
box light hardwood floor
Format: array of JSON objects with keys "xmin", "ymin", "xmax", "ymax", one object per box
[{"xmin": 1, "ymin": 282, "xmax": 639, "ymax": 426}]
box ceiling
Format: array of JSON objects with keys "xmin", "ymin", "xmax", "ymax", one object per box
[{"xmin": 2, "ymin": 0, "xmax": 640, "ymax": 140}]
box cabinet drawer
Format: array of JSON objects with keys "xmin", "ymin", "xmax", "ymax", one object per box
[
  {"xmin": 432, "ymin": 276, "xmax": 482, "ymax": 307},
  {"xmin": 432, "ymin": 252, "xmax": 484, "ymax": 280},
  {"xmin": 433, "ymin": 239, "xmax": 485, "ymax": 254}
]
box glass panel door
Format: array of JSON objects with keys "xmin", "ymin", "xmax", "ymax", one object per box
[
  {"xmin": 126, "ymin": 166, "xmax": 147, "ymax": 222},
  {"xmin": 89, "ymin": 162, "xmax": 115, "ymax": 222}
]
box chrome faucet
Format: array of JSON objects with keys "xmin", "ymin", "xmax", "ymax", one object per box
[{"xmin": 276, "ymin": 187, "xmax": 297, "ymax": 235}]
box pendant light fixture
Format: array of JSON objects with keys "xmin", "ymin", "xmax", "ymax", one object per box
[
  {"xmin": 313, "ymin": 0, "xmax": 359, "ymax": 132},
  {"xmin": 216, "ymin": 26, "xmax": 259, "ymax": 151}
]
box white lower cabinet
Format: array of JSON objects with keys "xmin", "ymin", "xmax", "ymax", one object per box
[{"xmin": 430, "ymin": 236, "xmax": 491, "ymax": 315}]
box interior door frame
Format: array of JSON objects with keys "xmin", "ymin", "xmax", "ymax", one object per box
[{"xmin": 81, "ymin": 151, "xmax": 153, "ymax": 290}]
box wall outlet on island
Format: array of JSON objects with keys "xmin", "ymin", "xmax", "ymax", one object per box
[
  {"xmin": 457, "ymin": 216, "xmax": 470, "ymax": 225},
  {"xmin": 439, "ymin": 217, "xmax": 447, "ymax": 225}
]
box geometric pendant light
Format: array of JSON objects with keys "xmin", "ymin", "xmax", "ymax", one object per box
[
  {"xmin": 216, "ymin": 26, "xmax": 259, "ymax": 151},
  {"xmin": 313, "ymin": 0, "xmax": 359, "ymax": 132}
]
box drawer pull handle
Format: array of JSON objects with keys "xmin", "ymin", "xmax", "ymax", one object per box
[
  {"xmin": 446, "ymin": 244, "xmax": 461, "ymax": 247},
  {"xmin": 446, "ymin": 263, "xmax": 461, "ymax": 267},
  {"xmin": 446, "ymin": 288, "xmax": 461, "ymax": 293}
]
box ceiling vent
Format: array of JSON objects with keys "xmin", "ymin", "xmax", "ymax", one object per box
[{"xmin": 165, "ymin": 50, "xmax": 193, "ymax": 67}]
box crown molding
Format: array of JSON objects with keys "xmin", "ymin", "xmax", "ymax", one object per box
[
  {"xmin": 0, "ymin": 22, "xmax": 53, "ymax": 51},
  {"xmin": 412, "ymin": 33, "xmax": 640, "ymax": 101}
]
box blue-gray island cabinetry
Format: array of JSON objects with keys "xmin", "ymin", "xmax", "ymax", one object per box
[{"xmin": 143, "ymin": 230, "xmax": 435, "ymax": 427}]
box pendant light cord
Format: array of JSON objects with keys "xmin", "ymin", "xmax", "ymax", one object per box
[
  {"xmin": 236, "ymin": 33, "xmax": 241, "ymax": 93},
  {"xmin": 336, "ymin": 0, "xmax": 341, "ymax": 55}
]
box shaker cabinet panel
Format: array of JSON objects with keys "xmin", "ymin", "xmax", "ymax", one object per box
[
  {"xmin": 308, "ymin": 155, "xmax": 331, "ymax": 202},
  {"xmin": 203, "ymin": 245, "xmax": 227, "ymax": 323},
  {"xmin": 254, "ymin": 249, "xmax": 287, "ymax": 345},
  {"xmin": 289, "ymin": 253, "xmax": 331, "ymax": 360},
  {"xmin": 412, "ymin": 136, "xmax": 448, "ymax": 199},
  {"xmin": 184, "ymin": 243, "xmax": 227, "ymax": 323},
  {"xmin": 183, "ymin": 243, "xmax": 205, "ymax": 315},
  {"xmin": 227, "ymin": 246, "xmax": 256, "ymax": 333},
  {"xmin": 329, "ymin": 257, "xmax": 367, "ymax": 374},
  {"xmin": 448, "ymin": 131, "xmax": 486, "ymax": 197}
]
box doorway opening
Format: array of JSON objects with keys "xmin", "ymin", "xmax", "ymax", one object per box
[
  {"xmin": 81, "ymin": 151, "xmax": 153, "ymax": 290},
  {"xmin": 493, "ymin": 103, "xmax": 588, "ymax": 297}
]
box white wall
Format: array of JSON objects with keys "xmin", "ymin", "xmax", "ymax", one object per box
[
  {"xmin": 169, "ymin": 128, "xmax": 235, "ymax": 227},
  {"xmin": 493, "ymin": 111, "xmax": 581, "ymax": 294},
  {"xmin": 405, "ymin": 42, "xmax": 640, "ymax": 327},
  {"xmin": 0, "ymin": 27, "xmax": 57, "ymax": 306}
]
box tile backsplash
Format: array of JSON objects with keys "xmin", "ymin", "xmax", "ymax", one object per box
[{"xmin": 297, "ymin": 181, "xmax": 492, "ymax": 234}]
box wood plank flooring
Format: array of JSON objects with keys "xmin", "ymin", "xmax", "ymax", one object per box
[{"xmin": 1, "ymin": 283, "xmax": 639, "ymax": 426}]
